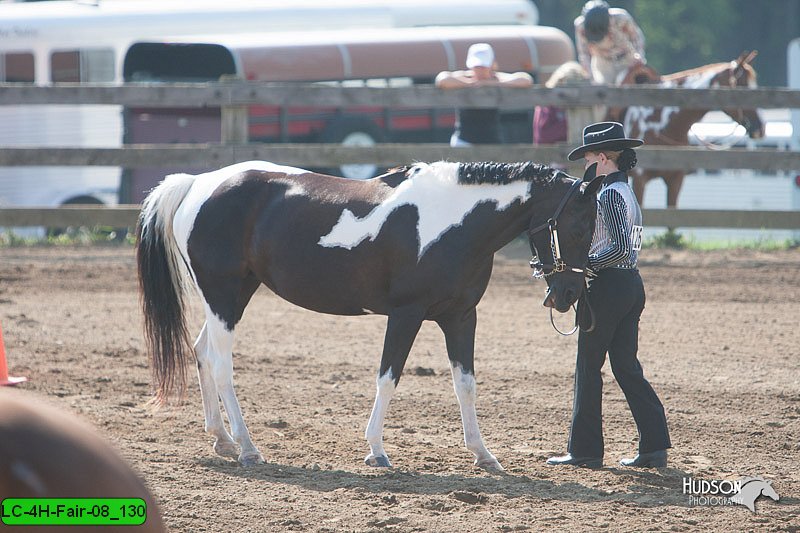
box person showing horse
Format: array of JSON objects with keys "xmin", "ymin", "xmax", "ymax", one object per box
[
  {"xmin": 546, "ymin": 122, "xmax": 671, "ymax": 469},
  {"xmin": 574, "ymin": 0, "xmax": 646, "ymax": 85},
  {"xmin": 435, "ymin": 43, "xmax": 532, "ymax": 146}
]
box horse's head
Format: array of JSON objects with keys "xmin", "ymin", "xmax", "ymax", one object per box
[
  {"xmin": 760, "ymin": 479, "xmax": 780, "ymax": 501},
  {"xmin": 716, "ymin": 51, "xmax": 765, "ymax": 139},
  {"xmin": 528, "ymin": 163, "xmax": 604, "ymax": 312}
]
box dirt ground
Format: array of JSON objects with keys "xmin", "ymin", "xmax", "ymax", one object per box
[{"xmin": 0, "ymin": 243, "xmax": 798, "ymax": 532}]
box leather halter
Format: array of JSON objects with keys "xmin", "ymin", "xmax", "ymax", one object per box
[
  {"xmin": 528, "ymin": 178, "xmax": 596, "ymax": 336},
  {"xmin": 528, "ymin": 178, "xmax": 586, "ymax": 279}
]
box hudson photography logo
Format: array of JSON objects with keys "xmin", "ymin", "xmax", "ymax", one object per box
[{"xmin": 683, "ymin": 476, "xmax": 779, "ymax": 512}]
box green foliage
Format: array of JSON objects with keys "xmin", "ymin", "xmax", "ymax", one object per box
[
  {"xmin": 0, "ymin": 227, "xmax": 133, "ymax": 247},
  {"xmin": 643, "ymin": 230, "xmax": 798, "ymax": 251},
  {"xmin": 633, "ymin": 1, "xmax": 735, "ymax": 75},
  {"xmin": 533, "ymin": 0, "xmax": 800, "ymax": 86},
  {"xmin": 644, "ymin": 228, "xmax": 687, "ymax": 249}
]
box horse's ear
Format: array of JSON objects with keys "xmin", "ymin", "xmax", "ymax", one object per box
[
  {"xmin": 582, "ymin": 162, "xmax": 598, "ymax": 182},
  {"xmin": 745, "ymin": 50, "xmax": 758, "ymax": 65},
  {"xmin": 735, "ymin": 50, "xmax": 750, "ymax": 66},
  {"xmin": 581, "ymin": 174, "xmax": 604, "ymax": 197}
]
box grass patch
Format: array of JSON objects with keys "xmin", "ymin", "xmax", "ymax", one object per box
[
  {"xmin": 644, "ymin": 230, "xmax": 798, "ymax": 251},
  {"xmin": 0, "ymin": 226, "xmax": 134, "ymax": 247}
]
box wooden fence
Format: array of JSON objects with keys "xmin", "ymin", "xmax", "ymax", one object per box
[{"xmin": 0, "ymin": 82, "xmax": 798, "ymax": 230}]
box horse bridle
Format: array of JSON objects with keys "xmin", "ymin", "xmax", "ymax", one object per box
[
  {"xmin": 528, "ymin": 178, "xmax": 595, "ymax": 336},
  {"xmin": 528, "ymin": 178, "xmax": 585, "ymax": 279}
]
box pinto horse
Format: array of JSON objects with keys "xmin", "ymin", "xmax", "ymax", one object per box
[
  {"xmin": 136, "ymin": 160, "xmax": 603, "ymax": 469},
  {"xmin": 620, "ymin": 51, "xmax": 765, "ymax": 207}
]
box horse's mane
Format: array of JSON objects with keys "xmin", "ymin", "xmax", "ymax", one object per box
[
  {"xmin": 457, "ymin": 162, "xmax": 558, "ymax": 187},
  {"xmin": 662, "ymin": 62, "xmax": 730, "ymax": 82},
  {"xmin": 662, "ymin": 61, "xmax": 757, "ymax": 83}
]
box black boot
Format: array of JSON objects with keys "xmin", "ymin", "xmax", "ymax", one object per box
[
  {"xmin": 619, "ymin": 449, "xmax": 667, "ymax": 468},
  {"xmin": 546, "ymin": 453, "xmax": 602, "ymax": 468}
]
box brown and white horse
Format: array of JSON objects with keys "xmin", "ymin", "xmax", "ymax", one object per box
[
  {"xmin": 621, "ymin": 51, "xmax": 764, "ymax": 207},
  {"xmin": 136, "ymin": 160, "xmax": 602, "ymax": 470}
]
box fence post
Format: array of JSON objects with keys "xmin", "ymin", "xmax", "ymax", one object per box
[
  {"xmin": 219, "ymin": 75, "xmax": 249, "ymax": 144},
  {"xmin": 221, "ymin": 105, "xmax": 248, "ymax": 144},
  {"xmin": 566, "ymin": 107, "xmax": 595, "ymax": 174}
]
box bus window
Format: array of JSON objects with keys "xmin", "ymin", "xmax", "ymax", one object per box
[
  {"xmin": 51, "ymin": 49, "xmax": 115, "ymax": 82},
  {"xmin": 1, "ymin": 52, "xmax": 34, "ymax": 83}
]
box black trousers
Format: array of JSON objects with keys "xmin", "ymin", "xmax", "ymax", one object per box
[{"xmin": 568, "ymin": 268, "xmax": 671, "ymax": 458}]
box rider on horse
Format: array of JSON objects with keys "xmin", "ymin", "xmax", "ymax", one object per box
[{"xmin": 574, "ymin": 1, "xmax": 657, "ymax": 86}]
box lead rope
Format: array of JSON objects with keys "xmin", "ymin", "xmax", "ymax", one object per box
[{"xmin": 548, "ymin": 280, "xmax": 595, "ymax": 336}]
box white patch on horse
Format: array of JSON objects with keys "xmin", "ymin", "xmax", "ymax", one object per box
[
  {"xmin": 365, "ymin": 369, "xmax": 396, "ymax": 464},
  {"xmin": 318, "ymin": 162, "xmax": 531, "ymax": 259},
  {"xmin": 450, "ymin": 362, "xmax": 501, "ymax": 469},
  {"xmin": 172, "ymin": 161, "xmax": 308, "ymax": 312},
  {"xmin": 624, "ymin": 105, "xmax": 679, "ymax": 138},
  {"xmin": 684, "ymin": 68, "xmax": 720, "ymax": 89},
  {"xmin": 274, "ymin": 179, "xmax": 307, "ymax": 197},
  {"xmin": 624, "ymin": 69, "xmax": 721, "ymax": 139}
]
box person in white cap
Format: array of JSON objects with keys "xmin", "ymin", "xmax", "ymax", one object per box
[{"xmin": 435, "ymin": 43, "xmax": 532, "ymax": 146}]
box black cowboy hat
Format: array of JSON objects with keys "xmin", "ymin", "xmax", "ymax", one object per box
[{"xmin": 567, "ymin": 121, "xmax": 643, "ymax": 161}]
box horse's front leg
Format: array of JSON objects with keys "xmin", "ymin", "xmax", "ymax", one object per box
[
  {"xmin": 205, "ymin": 313, "xmax": 264, "ymax": 466},
  {"xmin": 631, "ymin": 170, "xmax": 648, "ymax": 206},
  {"xmin": 664, "ymin": 171, "xmax": 685, "ymax": 209},
  {"xmin": 195, "ymin": 322, "xmax": 239, "ymax": 459},
  {"xmin": 438, "ymin": 308, "xmax": 503, "ymax": 472},
  {"xmin": 364, "ymin": 306, "xmax": 424, "ymax": 468}
]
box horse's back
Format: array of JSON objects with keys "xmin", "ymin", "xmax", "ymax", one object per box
[{"xmin": 180, "ymin": 162, "xmax": 404, "ymax": 315}]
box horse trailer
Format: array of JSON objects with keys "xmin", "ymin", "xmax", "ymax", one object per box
[
  {"xmin": 121, "ymin": 25, "xmax": 574, "ymax": 200},
  {"xmin": 0, "ymin": 0, "xmax": 541, "ymax": 234}
]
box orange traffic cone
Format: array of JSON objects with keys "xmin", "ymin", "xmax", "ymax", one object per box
[{"xmin": 0, "ymin": 321, "xmax": 27, "ymax": 386}]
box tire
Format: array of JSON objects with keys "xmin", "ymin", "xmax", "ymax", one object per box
[{"xmin": 318, "ymin": 117, "xmax": 385, "ymax": 180}]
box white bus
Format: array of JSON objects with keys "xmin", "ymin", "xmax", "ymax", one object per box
[{"xmin": 0, "ymin": 0, "xmax": 540, "ymax": 233}]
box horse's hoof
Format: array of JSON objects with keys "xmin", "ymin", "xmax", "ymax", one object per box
[
  {"xmin": 365, "ymin": 454, "xmax": 392, "ymax": 468},
  {"xmin": 238, "ymin": 451, "xmax": 265, "ymax": 467},
  {"xmin": 475, "ymin": 457, "xmax": 504, "ymax": 472},
  {"xmin": 213, "ymin": 439, "xmax": 240, "ymax": 459}
]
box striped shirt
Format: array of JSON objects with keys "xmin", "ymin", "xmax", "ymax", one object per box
[{"xmin": 588, "ymin": 172, "xmax": 642, "ymax": 270}]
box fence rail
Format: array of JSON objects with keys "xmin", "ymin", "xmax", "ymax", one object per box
[
  {"xmin": 2, "ymin": 206, "xmax": 799, "ymax": 231},
  {"xmin": 0, "ymin": 83, "xmax": 798, "ymax": 232},
  {"xmin": 1, "ymin": 83, "xmax": 800, "ymax": 108},
  {"xmin": 1, "ymin": 144, "xmax": 798, "ymax": 172}
]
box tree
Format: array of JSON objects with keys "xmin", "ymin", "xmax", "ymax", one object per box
[{"xmin": 533, "ymin": 0, "xmax": 800, "ymax": 86}]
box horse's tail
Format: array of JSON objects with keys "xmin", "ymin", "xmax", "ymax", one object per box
[{"xmin": 136, "ymin": 173, "xmax": 197, "ymax": 406}]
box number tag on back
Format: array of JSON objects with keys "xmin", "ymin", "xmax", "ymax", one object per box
[{"xmin": 631, "ymin": 224, "xmax": 643, "ymax": 251}]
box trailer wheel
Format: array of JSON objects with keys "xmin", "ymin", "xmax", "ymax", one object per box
[{"xmin": 319, "ymin": 118, "xmax": 385, "ymax": 179}]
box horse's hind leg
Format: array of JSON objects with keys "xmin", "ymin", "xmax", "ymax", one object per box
[
  {"xmin": 197, "ymin": 274, "xmax": 264, "ymax": 466},
  {"xmin": 364, "ymin": 306, "xmax": 424, "ymax": 467},
  {"xmin": 632, "ymin": 171, "xmax": 649, "ymax": 206},
  {"xmin": 438, "ymin": 308, "xmax": 502, "ymax": 471},
  {"xmin": 664, "ymin": 171, "xmax": 685, "ymax": 209},
  {"xmin": 203, "ymin": 309, "xmax": 264, "ymax": 466},
  {"xmin": 195, "ymin": 322, "xmax": 238, "ymax": 459}
]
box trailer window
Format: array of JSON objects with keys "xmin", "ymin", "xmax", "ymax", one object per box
[
  {"xmin": 51, "ymin": 49, "xmax": 115, "ymax": 82},
  {"xmin": 1, "ymin": 52, "xmax": 34, "ymax": 83},
  {"xmin": 123, "ymin": 43, "xmax": 236, "ymax": 82}
]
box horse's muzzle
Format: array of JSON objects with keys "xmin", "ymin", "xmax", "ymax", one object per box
[{"xmin": 542, "ymin": 288, "xmax": 573, "ymax": 313}]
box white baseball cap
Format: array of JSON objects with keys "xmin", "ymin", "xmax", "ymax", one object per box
[{"xmin": 466, "ymin": 43, "xmax": 495, "ymax": 69}]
